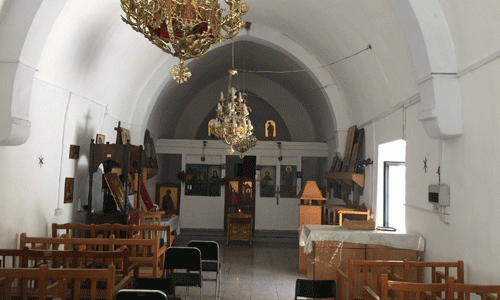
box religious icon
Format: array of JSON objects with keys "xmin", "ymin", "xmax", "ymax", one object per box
[
  {"xmin": 121, "ymin": 128, "xmax": 131, "ymax": 144},
  {"xmin": 260, "ymin": 166, "xmax": 276, "ymax": 197},
  {"xmin": 96, "ymin": 134, "xmax": 105, "ymax": 144},
  {"xmin": 64, "ymin": 177, "xmax": 74, "ymax": 203},
  {"xmin": 156, "ymin": 183, "xmax": 180, "ymax": 215},
  {"xmin": 280, "ymin": 165, "xmax": 297, "ymax": 198},
  {"xmin": 69, "ymin": 145, "xmax": 80, "ymax": 159},
  {"xmin": 265, "ymin": 120, "xmax": 276, "ymax": 139}
]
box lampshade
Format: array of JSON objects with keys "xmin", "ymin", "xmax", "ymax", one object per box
[{"xmin": 297, "ymin": 181, "xmax": 326, "ymax": 205}]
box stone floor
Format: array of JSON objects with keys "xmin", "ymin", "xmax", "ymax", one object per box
[{"xmin": 172, "ymin": 239, "xmax": 306, "ymax": 300}]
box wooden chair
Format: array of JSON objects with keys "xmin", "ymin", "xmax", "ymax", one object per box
[
  {"xmin": 446, "ymin": 277, "xmax": 500, "ymax": 300},
  {"xmin": 364, "ymin": 273, "xmax": 448, "ymax": 300}
]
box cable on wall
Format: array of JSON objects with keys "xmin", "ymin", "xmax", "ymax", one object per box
[{"xmin": 235, "ymin": 45, "xmax": 372, "ymax": 75}]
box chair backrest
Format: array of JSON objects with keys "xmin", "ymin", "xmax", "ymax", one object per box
[
  {"xmin": 164, "ymin": 246, "xmax": 202, "ymax": 271},
  {"xmin": 133, "ymin": 277, "xmax": 175, "ymax": 296},
  {"xmin": 446, "ymin": 277, "xmax": 500, "ymax": 300},
  {"xmin": 116, "ymin": 289, "xmax": 167, "ymax": 300},
  {"xmin": 403, "ymin": 260, "xmax": 465, "ymax": 284},
  {"xmin": 379, "ymin": 273, "xmax": 448, "ymax": 300},
  {"xmin": 187, "ymin": 240, "xmax": 219, "ymax": 261},
  {"xmin": 294, "ymin": 279, "xmax": 336, "ymax": 299}
]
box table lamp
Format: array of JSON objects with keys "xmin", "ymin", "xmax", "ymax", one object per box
[{"xmin": 296, "ymin": 181, "xmax": 326, "ymax": 205}]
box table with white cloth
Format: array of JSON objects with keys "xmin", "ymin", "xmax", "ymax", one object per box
[
  {"xmin": 299, "ymin": 225, "xmax": 425, "ymax": 280},
  {"xmin": 145, "ymin": 214, "xmax": 180, "ymax": 241}
]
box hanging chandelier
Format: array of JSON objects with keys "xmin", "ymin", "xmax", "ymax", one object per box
[
  {"xmin": 209, "ymin": 70, "xmax": 255, "ymax": 154},
  {"xmin": 120, "ymin": 0, "xmax": 248, "ymax": 84},
  {"xmin": 233, "ymin": 135, "xmax": 258, "ymax": 157}
]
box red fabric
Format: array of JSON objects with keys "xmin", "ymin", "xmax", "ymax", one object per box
[
  {"xmin": 129, "ymin": 167, "xmax": 154, "ymax": 211},
  {"xmin": 128, "ymin": 209, "xmax": 140, "ymax": 225}
]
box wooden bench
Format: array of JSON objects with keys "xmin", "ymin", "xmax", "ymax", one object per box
[
  {"xmin": 446, "ymin": 276, "xmax": 500, "ymax": 300},
  {"xmin": 0, "ymin": 264, "xmax": 128, "ymax": 299},
  {"xmin": 337, "ymin": 259, "xmax": 464, "ymax": 300},
  {"xmin": 364, "ymin": 273, "xmax": 448, "ymax": 300},
  {"xmin": 20, "ymin": 233, "xmax": 167, "ymax": 278},
  {"xmin": 0, "ymin": 247, "xmax": 138, "ymax": 279},
  {"xmin": 364, "ymin": 274, "xmax": 499, "ymax": 300},
  {"xmin": 51, "ymin": 223, "xmax": 174, "ymax": 247},
  {"xmin": 337, "ymin": 259, "xmax": 406, "ymax": 300},
  {"xmin": 357, "ymin": 260, "xmax": 464, "ymax": 300}
]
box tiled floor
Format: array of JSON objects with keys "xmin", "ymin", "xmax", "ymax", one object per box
[{"xmin": 172, "ymin": 240, "xmax": 306, "ymax": 299}]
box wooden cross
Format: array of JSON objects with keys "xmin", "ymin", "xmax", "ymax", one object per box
[
  {"xmin": 274, "ymin": 187, "xmax": 281, "ymax": 205},
  {"xmin": 114, "ymin": 121, "xmax": 123, "ymax": 144}
]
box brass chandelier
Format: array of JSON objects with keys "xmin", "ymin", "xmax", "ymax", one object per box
[
  {"xmin": 210, "ymin": 78, "xmax": 255, "ymax": 154},
  {"xmin": 120, "ymin": 0, "xmax": 248, "ymax": 84},
  {"xmin": 233, "ymin": 134, "xmax": 257, "ymax": 157}
]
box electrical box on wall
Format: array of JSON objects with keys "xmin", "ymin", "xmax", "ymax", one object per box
[{"xmin": 428, "ymin": 184, "xmax": 450, "ymax": 206}]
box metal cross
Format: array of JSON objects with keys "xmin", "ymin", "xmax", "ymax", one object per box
[
  {"xmin": 423, "ymin": 157, "xmax": 427, "ymax": 173},
  {"xmin": 39, "ymin": 156, "xmax": 44, "ymax": 168}
]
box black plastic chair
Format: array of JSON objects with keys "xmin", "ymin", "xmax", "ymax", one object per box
[
  {"xmin": 187, "ymin": 240, "xmax": 221, "ymax": 299},
  {"xmin": 132, "ymin": 277, "xmax": 176, "ymax": 299},
  {"xmin": 116, "ymin": 289, "xmax": 167, "ymax": 300},
  {"xmin": 294, "ymin": 279, "xmax": 337, "ymax": 299},
  {"xmin": 164, "ymin": 246, "xmax": 203, "ymax": 300}
]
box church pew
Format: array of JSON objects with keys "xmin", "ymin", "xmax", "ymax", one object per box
[
  {"xmin": 446, "ymin": 276, "xmax": 500, "ymax": 300},
  {"xmin": 51, "ymin": 223, "xmax": 174, "ymax": 247},
  {"xmin": 359, "ymin": 260, "xmax": 464, "ymax": 300},
  {"xmin": 20, "ymin": 233, "xmax": 166, "ymax": 278},
  {"xmin": 337, "ymin": 259, "xmax": 406, "ymax": 300},
  {"xmin": 363, "ymin": 273, "xmax": 448, "ymax": 300},
  {"xmin": 0, "ymin": 264, "xmax": 127, "ymax": 300},
  {"xmin": 337, "ymin": 259, "xmax": 464, "ymax": 300}
]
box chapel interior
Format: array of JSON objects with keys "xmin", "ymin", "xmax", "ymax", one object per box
[{"xmin": 1, "ymin": 0, "xmax": 500, "ymax": 299}]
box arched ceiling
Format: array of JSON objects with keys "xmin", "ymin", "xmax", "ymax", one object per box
[
  {"xmin": 147, "ymin": 39, "xmax": 332, "ymax": 142},
  {"xmin": 1, "ymin": 0, "xmax": 423, "ymax": 145}
]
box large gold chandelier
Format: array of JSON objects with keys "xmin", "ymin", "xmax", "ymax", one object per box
[
  {"xmin": 210, "ymin": 70, "xmax": 255, "ymax": 154},
  {"xmin": 120, "ymin": 0, "xmax": 248, "ymax": 84}
]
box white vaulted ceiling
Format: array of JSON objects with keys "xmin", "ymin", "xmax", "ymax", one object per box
[{"xmin": 1, "ymin": 0, "xmax": 421, "ymax": 146}]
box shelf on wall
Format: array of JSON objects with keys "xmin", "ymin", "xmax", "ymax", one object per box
[{"xmin": 325, "ymin": 172, "xmax": 365, "ymax": 187}]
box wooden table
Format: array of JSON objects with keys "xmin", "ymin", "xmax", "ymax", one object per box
[
  {"xmin": 227, "ymin": 213, "xmax": 253, "ymax": 245},
  {"xmin": 322, "ymin": 204, "xmax": 370, "ymax": 225}
]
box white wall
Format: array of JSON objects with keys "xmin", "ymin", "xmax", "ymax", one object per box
[
  {"xmin": 156, "ymin": 139, "xmax": 328, "ymax": 231},
  {"xmin": 404, "ymin": 56, "xmax": 500, "ymax": 284}
]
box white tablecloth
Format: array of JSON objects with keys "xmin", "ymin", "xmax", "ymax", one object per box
[
  {"xmin": 299, "ymin": 225, "xmax": 425, "ymax": 254},
  {"xmin": 145, "ymin": 214, "xmax": 180, "ymax": 238}
]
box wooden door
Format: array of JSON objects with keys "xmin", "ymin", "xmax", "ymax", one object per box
[{"xmin": 224, "ymin": 177, "xmax": 255, "ymax": 230}]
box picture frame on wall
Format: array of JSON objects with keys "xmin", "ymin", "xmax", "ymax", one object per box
[
  {"xmin": 185, "ymin": 164, "xmax": 221, "ymax": 196},
  {"xmin": 156, "ymin": 183, "xmax": 180, "ymax": 215},
  {"xmin": 69, "ymin": 145, "xmax": 80, "ymax": 159}
]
